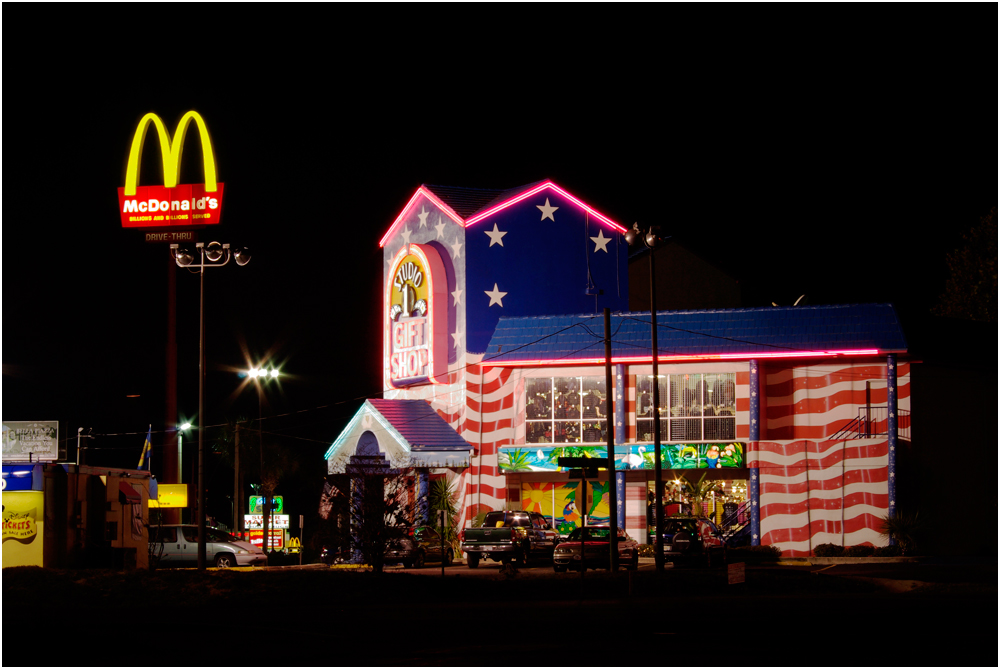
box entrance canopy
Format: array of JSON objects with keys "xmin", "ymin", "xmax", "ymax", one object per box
[{"xmin": 325, "ymin": 399, "xmax": 472, "ymax": 473}]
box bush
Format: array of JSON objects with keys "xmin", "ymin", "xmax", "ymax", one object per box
[
  {"xmin": 813, "ymin": 543, "xmax": 844, "ymax": 557},
  {"xmin": 726, "ymin": 545, "xmax": 782, "ymax": 562},
  {"xmin": 873, "ymin": 544, "xmax": 901, "ymax": 557},
  {"xmin": 843, "ymin": 544, "xmax": 874, "ymax": 557}
]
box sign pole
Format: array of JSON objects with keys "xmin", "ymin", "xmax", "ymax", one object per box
[{"xmin": 605, "ymin": 308, "xmax": 618, "ymax": 572}]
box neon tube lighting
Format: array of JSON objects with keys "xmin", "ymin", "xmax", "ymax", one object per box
[
  {"xmin": 484, "ymin": 349, "xmax": 882, "ymax": 367},
  {"xmin": 378, "ymin": 187, "xmax": 465, "ymax": 247},
  {"xmin": 464, "ymin": 181, "xmax": 628, "ymax": 233}
]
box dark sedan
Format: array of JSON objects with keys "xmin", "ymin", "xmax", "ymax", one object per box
[
  {"xmin": 553, "ymin": 526, "xmax": 639, "ymax": 572},
  {"xmin": 384, "ymin": 525, "xmax": 453, "ymax": 568}
]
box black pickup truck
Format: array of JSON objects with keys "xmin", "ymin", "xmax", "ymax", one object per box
[{"xmin": 460, "ymin": 510, "xmax": 558, "ymax": 568}]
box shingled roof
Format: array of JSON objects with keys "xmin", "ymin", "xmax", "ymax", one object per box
[
  {"xmin": 366, "ymin": 399, "xmax": 470, "ymax": 450},
  {"xmin": 484, "ymin": 303, "xmax": 908, "ymax": 364}
]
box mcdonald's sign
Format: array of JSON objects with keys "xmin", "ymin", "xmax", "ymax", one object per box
[{"xmin": 117, "ymin": 111, "xmax": 224, "ymax": 229}]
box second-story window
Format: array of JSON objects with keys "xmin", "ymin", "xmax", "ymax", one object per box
[
  {"xmin": 636, "ymin": 372, "xmax": 736, "ymax": 442},
  {"xmin": 525, "ymin": 376, "xmax": 609, "ymax": 444}
]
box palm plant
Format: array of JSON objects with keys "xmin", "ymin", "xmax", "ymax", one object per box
[
  {"xmin": 878, "ymin": 512, "xmax": 924, "ymax": 555},
  {"xmin": 679, "ymin": 473, "xmax": 720, "ymax": 517},
  {"xmin": 428, "ymin": 477, "xmax": 461, "ymax": 556}
]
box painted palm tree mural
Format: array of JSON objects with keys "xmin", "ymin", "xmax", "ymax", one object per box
[{"xmin": 521, "ymin": 480, "xmax": 610, "ymax": 535}]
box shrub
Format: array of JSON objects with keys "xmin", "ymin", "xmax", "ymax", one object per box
[
  {"xmin": 813, "ymin": 543, "xmax": 844, "ymax": 557},
  {"xmin": 878, "ymin": 512, "xmax": 924, "ymax": 555},
  {"xmin": 726, "ymin": 545, "xmax": 782, "ymax": 562},
  {"xmin": 843, "ymin": 544, "xmax": 874, "ymax": 557},
  {"xmin": 873, "ymin": 544, "xmax": 901, "ymax": 557}
]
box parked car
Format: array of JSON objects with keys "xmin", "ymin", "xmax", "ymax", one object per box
[
  {"xmin": 653, "ymin": 517, "xmax": 727, "ymax": 566},
  {"xmin": 553, "ymin": 525, "xmax": 639, "ymax": 572},
  {"xmin": 150, "ymin": 524, "xmax": 266, "ymax": 568},
  {"xmin": 385, "ymin": 525, "xmax": 453, "ymax": 568},
  {"xmin": 461, "ymin": 510, "xmax": 559, "ymax": 568}
]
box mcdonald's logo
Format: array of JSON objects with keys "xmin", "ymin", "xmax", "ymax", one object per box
[{"xmin": 117, "ymin": 111, "xmax": 225, "ymax": 229}]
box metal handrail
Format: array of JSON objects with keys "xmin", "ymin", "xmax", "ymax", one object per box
[{"xmin": 830, "ymin": 407, "xmax": 910, "ymax": 440}]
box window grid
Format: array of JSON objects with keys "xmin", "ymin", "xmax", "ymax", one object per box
[
  {"xmin": 525, "ymin": 376, "xmax": 610, "ymax": 444},
  {"xmin": 636, "ymin": 373, "xmax": 736, "ymax": 442}
]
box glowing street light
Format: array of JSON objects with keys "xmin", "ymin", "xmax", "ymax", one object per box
[{"xmin": 246, "ymin": 365, "xmax": 279, "ymax": 558}]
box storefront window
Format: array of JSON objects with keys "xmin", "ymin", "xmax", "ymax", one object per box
[
  {"xmin": 526, "ymin": 376, "xmax": 608, "ymax": 444},
  {"xmin": 637, "ymin": 372, "xmax": 736, "ymax": 442}
]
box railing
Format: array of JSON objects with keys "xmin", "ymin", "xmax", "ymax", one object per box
[
  {"xmin": 719, "ymin": 500, "xmax": 750, "ymax": 533},
  {"xmin": 830, "ymin": 407, "xmax": 910, "ymax": 440}
]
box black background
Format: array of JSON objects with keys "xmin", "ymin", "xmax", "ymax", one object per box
[{"xmin": 3, "ymin": 6, "xmax": 994, "ymax": 527}]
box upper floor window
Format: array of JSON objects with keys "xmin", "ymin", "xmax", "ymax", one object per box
[
  {"xmin": 637, "ymin": 372, "xmax": 736, "ymax": 442},
  {"xmin": 525, "ymin": 376, "xmax": 609, "ymax": 444}
]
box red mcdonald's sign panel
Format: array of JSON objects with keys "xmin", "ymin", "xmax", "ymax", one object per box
[{"xmin": 117, "ymin": 111, "xmax": 224, "ymax": 228}]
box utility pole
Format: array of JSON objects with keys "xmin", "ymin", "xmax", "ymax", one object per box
[{"xmin": 604, "ymin": 308, "xmax": 618, "ymax": 572}]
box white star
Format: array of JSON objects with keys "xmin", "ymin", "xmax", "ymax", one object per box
[
  {"xmin": 485, "ymin": 283, "xmax": 507, "ymax": 307},
  {"xmin": 435, "ymin": 217, "xmax": 446, "ymax": 240},
  {"xmin": 450, "ymin": 239, "xmax": 463, "ymax": 258},
  {"xmin": 418, "ymin": 206, "xmax": 429, "ymax": 228},
  {"xmin": 590, "ymin": 229, "xmax": 611, "ymax": 253},
  {"xmin": 485, "ymin": 223, "xmax": 508, "ymax": 247},
  {"xmin": 401, "ymin": 226, "xmax": 412, "ymax": 245},
  {"xmin": 536, "ymin": 197, "xmax": 559, "ymax": 221},
  {"xmin": 451, "ymin": 287, "xmax": 463, "ymax": 306},
  {"xmin": 451, "ymin": 330, "xmax": 463, "ymax": 349}
]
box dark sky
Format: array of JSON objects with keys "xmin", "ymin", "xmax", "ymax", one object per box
[{"xmin": 2, "ymin": 6, "xmax": 994, "ymax": 506}]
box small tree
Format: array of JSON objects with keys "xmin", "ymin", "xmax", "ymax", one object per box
[{"xmin": 348, "ymin": 466, "xmax": 416, "ymax": 573}]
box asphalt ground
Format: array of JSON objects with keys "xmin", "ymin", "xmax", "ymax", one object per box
[{"xmin": 3, "ymin": 558, "xmax": 995, "ymax": 667}]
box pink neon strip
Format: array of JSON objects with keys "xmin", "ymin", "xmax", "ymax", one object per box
[
  {"xmin": 464, "ymin": 181, "xmax": 628, "ymax": 233},
  {"xmin": 484, "ymin": 349, "xmax": 882, "ymax": 367},
  {"xmin": 378, "ymin": 187, "xmax": 465, "ymax": 248}
]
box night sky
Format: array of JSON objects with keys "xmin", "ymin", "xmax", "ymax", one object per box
[{"xmin": 2, "ymin": 6, "xmax": 994, "ymax": 523}]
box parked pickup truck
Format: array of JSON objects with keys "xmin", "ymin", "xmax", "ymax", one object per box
[{"xmin": 460, "ymin": 510, "xmax": 558, "ymax": 568}]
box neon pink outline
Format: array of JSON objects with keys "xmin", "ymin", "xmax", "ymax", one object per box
[
  {"xmin": 378, "ymin": 187, "xmax": 465, "ymax": 248},
  {"xmin": 483, "ymin": 349, "xmax": 883, "ymax": 367},
  {"xmin": 464, "ymin": 181, "xmax": 628, "ymax": 233}
]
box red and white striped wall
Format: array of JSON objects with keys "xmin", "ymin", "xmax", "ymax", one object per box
[{"xmin": 750, "ymin": 361, "xmax": 910, "ymax": 556}]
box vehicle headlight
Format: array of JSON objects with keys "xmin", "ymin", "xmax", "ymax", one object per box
[{"xmin": 237, "ymin": 549, "xmax": 249, "ymax": 554}]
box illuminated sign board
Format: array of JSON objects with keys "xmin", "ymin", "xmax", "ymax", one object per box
[
  {"xmin": 248, "ymin": 495, "xmax": 283, "ymax": 514},
  {"xmin": 385, "ymin": 244, "xmax": 448, "ymax": 387},
  {"xmin": 117, "ymin": 111, "xmax": 224, "ymax": 229},
  {"xmin": 147, "ymin": 483, "xmax": 188, "ymax": 508},
  {"xmin": 244, "ymin": 514, "xmax": 290, "ymax": 530},
  {"xmin": 2, "ymin": 491, "xmax": 44, "ymax": 567},
  {"xmin": 247, "ymin": 529, "xmax": 283, "ymax": 549},
  {"xmin": 2, "ymin": 422, "xmax": 59, "ymax": 463}
]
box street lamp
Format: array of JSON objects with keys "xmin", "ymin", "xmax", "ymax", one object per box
[
  {"xmin": 171, "ymin": 241, "xmax": 251, "ymax": 571},
  {"xmin": 624, "ymin": 223, "xmax": 667, "ymax": 572},
  {"xmin": 247, "ymin": 365, "xmax": 279, "ymax": 558},
  {"xmin": 176, "ymin": 421, "xmax": 192, "ymax": 524}
]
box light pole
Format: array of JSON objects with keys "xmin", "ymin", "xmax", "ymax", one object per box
[
  {"xmin": 248, "ymin": 366, "xmax": 279, "ymax": 558},
  {"xmin": 171, "ymin": 241, "xmax": 251, "ymax": 570},
  {"xmin": 624, "ymin": 223, "xmax": 666, "ymax": 572}
]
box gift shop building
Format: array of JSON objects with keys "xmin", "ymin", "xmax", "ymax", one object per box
[{"xmin": 324, "ymin": 181, "xmax": 911, "ymax": 556}]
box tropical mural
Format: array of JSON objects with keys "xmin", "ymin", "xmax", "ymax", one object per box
[
  {"xmin": 520, "ymin": 480, "xmax": 611, "ymax": 535},
  {"xmin": 498, "ymin": 443, "xmax": 744, "ymax": 472}
]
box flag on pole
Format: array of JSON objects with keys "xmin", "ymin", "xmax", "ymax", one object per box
[{"xmin": 137, "ymin": 425, "xmax": 152, "ymax": 471}]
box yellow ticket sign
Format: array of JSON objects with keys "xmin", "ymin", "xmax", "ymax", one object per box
[
  {"xmin": 148, "ymin": 483, "xmax": 188, "ymax": 508},
  {"xmin": 2, "ymin": 491, "xmax": 44, "ymax": 567}
]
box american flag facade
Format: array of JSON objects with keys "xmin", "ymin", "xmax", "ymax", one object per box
[{"xmin": 750, "ymin": 361, "xmax": 911, "ymax": 555}]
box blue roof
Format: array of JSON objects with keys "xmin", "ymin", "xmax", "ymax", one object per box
[
  {"xmin": 367, "ymin": 399, "xmax": 470, "ymax": 451},
  {"xmin": 483, "ymin": 304, "xmax": 908, "ymax": 363}
]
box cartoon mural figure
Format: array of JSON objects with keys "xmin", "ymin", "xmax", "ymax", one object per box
[
  {"xmin": 705, "ymin": 445, "xmax": 721, "ymax": 469},
  {"xmin": 623, "ymin": 445, "xmax": 646, "ymax": 469},
  {"xmin": 563, "ymin": 500, "xmax": 580, "ymax": 525}
]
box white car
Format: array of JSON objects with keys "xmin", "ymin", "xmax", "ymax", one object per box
[{"xmin": 151, "ymin": 524, "xmax": 266, "ymax": 568}]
